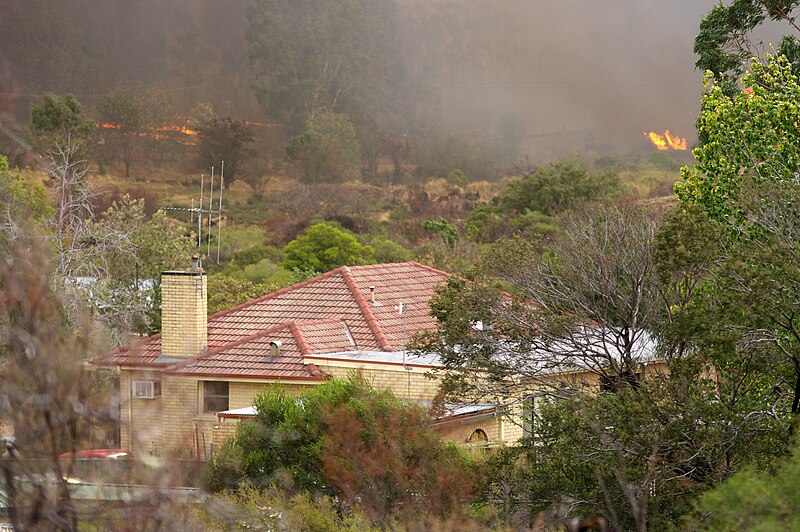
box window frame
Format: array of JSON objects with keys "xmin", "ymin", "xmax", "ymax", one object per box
[{"xmin": 202, "ymin": 381, "xmax": 229, "ymax": 413}]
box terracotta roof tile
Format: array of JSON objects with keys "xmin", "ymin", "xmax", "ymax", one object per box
[{"xmin": 92, "ymin": 262, "xmax": 451, "ymax": 379}]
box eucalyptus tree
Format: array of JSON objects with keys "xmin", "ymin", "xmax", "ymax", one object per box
[
  {"xmin": 695, "ymin": 0, "xmax": 800, "ymax": 90},
  {"xmin": 677, "ymin": 54, "xmax": 800, "ymax": 415}
]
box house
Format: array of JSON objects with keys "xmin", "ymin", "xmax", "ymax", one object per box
[{"xmin": 91, "ymin": 261, "xmax": 518, "ymax": 459}]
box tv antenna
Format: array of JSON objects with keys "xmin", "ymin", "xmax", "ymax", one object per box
[{"xmin": 161, "ymin": 161, "xmax": 225, "ymax": 264}]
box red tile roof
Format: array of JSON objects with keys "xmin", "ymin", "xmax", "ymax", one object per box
[{"xmin": 92, "ymin": 262, "xmax": 452, "ymax": 379}]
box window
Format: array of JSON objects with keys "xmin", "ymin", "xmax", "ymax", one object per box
[
  {"xmin": 522, "ymin": 395, "xmax": 536, "ymax": 438},
  {"xmin": 600, "ymin": 369, "xmax": 641, "ymax": 393},
  {"xmin": 203, "ymin": 381, "xmax": 229, "ymax": 413}
]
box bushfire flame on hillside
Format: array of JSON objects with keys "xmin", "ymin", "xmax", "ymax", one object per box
[
  {"xmin": 644, "ymin": 130, "xmax": 687, "ymax": 151},
  {"xmin": 96, "ymin": 118, "xmax": 279, "ymax": 146},
  {"xmin": 96, "ymin": 120, "xmax": 198, "ymax": 146}
]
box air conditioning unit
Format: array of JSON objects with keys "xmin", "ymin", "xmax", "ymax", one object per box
[{"xmin": 132, "ymin": 380, "xmax": 161, "ymax": 399}]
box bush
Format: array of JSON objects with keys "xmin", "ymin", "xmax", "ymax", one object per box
[
  {"xmin": 205, "ymin": 375, "xmax": 477, "ymax": 526},
  {"xmin": 283, "ymin": 221, "xmax": 375, "ymax": 272},
  {"xmin": 685, "ymin": 445, "xmax": 800, "ymax": 530},
  {"xmin": 499, "ymin": 159, "xmax": 621, "ymax": 216},
  {"xmin": 197, "ymin": 487, "xmax": 377, "ymax": 531},
  {"xmin": 414, "ymin": 132, "xmax": 505, "ymax": 182}
]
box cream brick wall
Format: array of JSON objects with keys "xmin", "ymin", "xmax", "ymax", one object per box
[
  {"xmin": 434, "ymin": 415, "xmax": 503, "ymax": 446},
  {"xmin": 229, "ymin": 382, "xmax": 270, "ymax": 409},
  {"xmin": 161, "ymin": 271, "xmax": 207, "ymax": 357},
  {"xmin": 501, "ymin": 406, "xmax": 526, "ymax": 443},
  {"xmin": 311, "ymin": 360, "xmax": 441, "ymax": 402},
  {"xmin": 159, "ymin": 375, "xmax": 206, "ymax": 458},
  {"xmin": 119, "ymin": 368, "xmax": 164, "ymax": 456}
]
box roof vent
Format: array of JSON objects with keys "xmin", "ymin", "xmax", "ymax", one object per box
[
  {"xmin": 270, "ymin": 340, "xmax": 283, "ymax": 357},
  {"xmin": 368, "ymin": 286, "xmax": 383, "ymax": 307}
]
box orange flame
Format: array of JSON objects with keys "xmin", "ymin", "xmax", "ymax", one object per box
[
  {"xmin": 644, "ymin": 130, "xmax": 687, "ymax": 151},
  {"xmin": 96, "ymin": 121, "xmax": 198, "ymax": 144},
  {"xmin": 152, "ymin": 124, "xmax": 198, "ymax": 136}
]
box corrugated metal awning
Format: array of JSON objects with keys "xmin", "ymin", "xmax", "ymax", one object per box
[{"xmin": 217, "ymin": 406, "xmax": 257, "ymax": 419}]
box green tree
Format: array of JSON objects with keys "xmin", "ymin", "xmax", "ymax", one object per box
[
  {"xmin": 96, "ymin": 88, "xmax": 145, "ymax": 179},
  {"xmin": 286, "ymin": 109, "xmax": 361, "ymax": 183},
  {"xmin": 499, "ymin": 159, "xmax": 621, "ymax": 216},
  {"xmin": 97, "ymin": 90, "xmax": 145, "ymax": 179},
  {"xmin": 414, "ymin": 131, "xmax": 505, "ymax": 181},
  {"xmin": 481, "ymin": 370, "xmax": 783, "ymax": 531},
  {"xmin": 677, "ymin": 55, "xmax": 800, "ymax": 226},
  {"xmin": 246, "ymin": 0, "xmax": 413, "ymax": 134},
  {"xmin": 29, "ymin": 93, "xmax": 94, "ymax": 200},
  {"xmin": 207, "ymin": 274, "xmax": 274, "ymax": 315},
  {"xmin": 283, "ymin": 221, "xmax": 375, "ymax": 272},
  {"xmin": 695, "ymin": 1, "xmax": 800, "ymax": 90},
  {"xmin": 234, "ymin": 259, "xmax": 292, "ymax": 287},
  {"xmin": 195, "ymin": 114, "xmax": 257, "ymax": 189},
  {"xmin": 421, "ymin": 218, "xmax": 459, "ymax": 252},
  {"xmin": 28, "ymin": 94, "xmax": 98, "ymax": 310},
  {"xmin": 428, "ymin": 205, "xmax": 787, "ymax": 529},
  {"xmin": 687, "ymin": 444, "xmax": 800, "ymax": 530},
  {"xmin": 29, "ymin": 93, "xmax": 94, "ymax": 150},
  {"xmin": 370, "ymin": 237, "xmax": 411, "ymax": 263},
  {"xmin": 422, "ymin": 207, "xmax": 668, "ymax": 405},
  {"xmin": 88, "ymin": 197, "xmax": 194, "ymax": 338},
  {"xmin": 676, "ymin": 55, "xmax": 800, "ymax": 415},
  {"xmin": 205, "ymin": 375, "xmax": 475, "ymax": 526},
  {"xmin": 0, "ymin": 155, "xmax": 53, "ymax": 236}
]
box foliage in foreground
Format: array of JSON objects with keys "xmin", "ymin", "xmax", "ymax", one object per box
[
  {"xmin": 205, "ymin": 375, "xmax": 476, "ymax": 526},
  {"xmin": 197, "ymin": 487, "xmax": 377, "ymax": 531},
  {"xmin": 477, "ymin": 369, "xmax": 786, "ymax": 531},
  {"xmin": 686, "ymin": 443, "xmax": 800, "ymax": 531}
]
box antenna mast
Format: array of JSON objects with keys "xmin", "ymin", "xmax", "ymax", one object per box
[
  {"xmin": 207, "ymin": 166, "xmax": 214, "ymax": 258},
  {"xmin": 160, "ymin": 165, "xmax": 224, "ymax": 263},
  {"xmin": 198, "ymin": 173, "xmax": 204, "ymax": 248},
  {"xmin": 217, "ymin": 161, "xmax": 224, "ymax": 263}
]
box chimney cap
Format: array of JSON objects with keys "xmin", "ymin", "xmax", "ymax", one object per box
[{"xmin": 190, "ymin": 254, "xmax": 202, "ymax": 272}]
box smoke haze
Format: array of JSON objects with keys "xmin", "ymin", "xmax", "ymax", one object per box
[
  {"xmin": 0, "ymin": 0, "xmax": 755, "ymax": 159},
  {"xmin": 399, "ymin": 0, "xmax": 718, "ymax": 158}
]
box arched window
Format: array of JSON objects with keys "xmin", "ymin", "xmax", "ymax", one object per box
[{"xmin": 468, "ymin": 428, "xmax": 488, "ymax": 444}]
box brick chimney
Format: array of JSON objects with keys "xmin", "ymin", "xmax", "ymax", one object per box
[{"xmin": 160, "ymin": 255, "xmax": 207, "ymax": 358}]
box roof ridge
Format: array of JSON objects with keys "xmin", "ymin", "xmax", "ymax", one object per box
[
  {"xmin": 206, "ymin": 266, "xmax": 348, "ymax": 321},
  {"xmin": 406, "ymin": 261, "xmax": 455, "ymax": 278},
  {"xmin": 347, "ymin": 261, "xmax": 412, "ymax": 270},
  {"xmin": 293, "ymin": 317, "xmax": 345, "ymax": 327},
  {"xmin": 289, "ymin": 322, "xmax": 312, "ymax": 356},
  {"xmin": 164, "ymin": 322, "xmax": 299, "ymax": 373},
  {"xmin": 408, "ymin": 260, "xmax": 482, "ymax": 289},
  {"xmin": 341, "ymin": 266, "xmax": 392, "ymax": 351}
]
